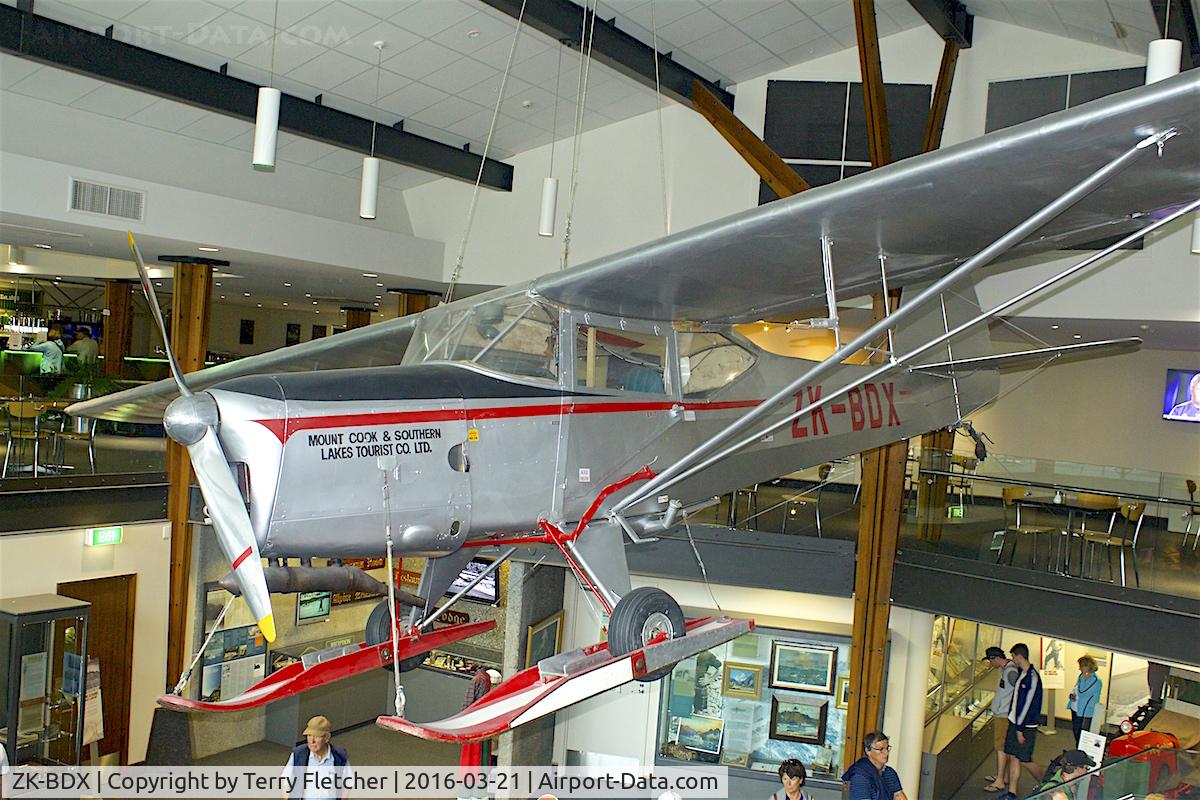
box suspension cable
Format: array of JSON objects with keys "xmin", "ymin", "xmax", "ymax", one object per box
[{"xmin": 560, "ymin": 0, "xmax": 600, "ymax": 270}]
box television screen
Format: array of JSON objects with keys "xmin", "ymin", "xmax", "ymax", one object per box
[
  {"xmin": 296, "ymin": 591, "xmax": 331, "ymax": 624},
  {"xmin": 1162, "ymin": 369, "xmax": 1200, "ymax": 423},
  {"xmin": 444, "ymin": 558, "xmax": 499, "ymax": 605}
]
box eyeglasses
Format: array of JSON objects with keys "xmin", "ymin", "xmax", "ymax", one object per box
[{"xmin": 870, "ymin": 745, "xmax": 893, "ymax": 752}]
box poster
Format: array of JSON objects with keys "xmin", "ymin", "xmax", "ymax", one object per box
[
  {"xmin": 1041, "ymin": 638, "xmax": 1066, "ymax": 690},
  {"xmin": 19, "ymin": 653, "xmax": 47, "ymax": 701},
  {"xmin": 82, "ymin": 658, "xmax": 104, "ymax": 746}
]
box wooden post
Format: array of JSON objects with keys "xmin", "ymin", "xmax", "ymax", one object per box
[
  {"xmin": 396, "ymin": 291, "xmax": 435, "ymax": 318},
  {"xmin": 344, "ymin": 307, "xmax": 372, "ymax": 330},
  {"xmin": 101, "ymin": 280, "xmax": 133, "ymax": 377},
  {"xmin": 852, "ymin": 0, "xmax": 892, "ymax": 168},
  {"xmin": 161, "ymin": 258, "xmax": 215, "ymax": 686}
]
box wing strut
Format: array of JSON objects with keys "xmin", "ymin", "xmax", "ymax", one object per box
[{"xmin": 611, "ymin": 134, "xmax": 1189, "ymax": 515}]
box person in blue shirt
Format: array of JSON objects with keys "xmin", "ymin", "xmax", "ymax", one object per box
[
  {"xmin": 1068, "ymin": 655, "xmax": 1102, "ymax": 745},
  {"xmin": 282, "ymin": 715, "xmax": 351, "ymax": 800},
  {"xmin": 842, "ymin": 731, "xmax": 907, "ymax": 800}
]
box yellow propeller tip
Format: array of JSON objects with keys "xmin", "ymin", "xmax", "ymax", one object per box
[
  {"xmin": 258, "ymin": 614, "xmax": 276, "ymax": 643},
  {"xmin": 126, "ymin": 231, "xmax": 136, "ymax": 247}
]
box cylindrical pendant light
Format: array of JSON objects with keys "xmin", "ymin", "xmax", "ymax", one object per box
[
  {"xmin": 359, "ymin": 157, "xmax": 380, "ymax": 219},
  {"xmin": 538, "ymin": 177, "xmax": 559, "ymax": 237},
  {"xmin": 360, "ymin": 41, "xmax": 386, "ymax": 220},
  {"xmin": 252, "ymin": 86, "xmax": 281, "ymax": 170},
  {"xmin": 1146, "ymin": 38, "xmax": 1182, "ymax": 84}
]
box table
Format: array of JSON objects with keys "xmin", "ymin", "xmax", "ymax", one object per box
[{"xmin": 1020, "ymin": 493, "xmax": 1121, "ymax": 576}]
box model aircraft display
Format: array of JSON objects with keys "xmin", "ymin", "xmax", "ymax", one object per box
[{"xmin": 70, "ymin": 71, "xmax": 1199, "ymax": 741}]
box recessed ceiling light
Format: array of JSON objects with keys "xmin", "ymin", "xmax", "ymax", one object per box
[
  {"xmin": 155, "ymin": 281, "xmax": 162, "ymax": 286},
  {"xmin": 375, "ymin": 295, "xmax": 382, "ymax": 299},
  {"xmin": 1073, "ymin": 334, "xmax": 1082, "ymax": 339},
  {"xmin": 244, "ymin": 292, "xmax": 251, "ymax": 297},
  {"xmin": 362, "ymin": 272, "xmax": 378, "ymax": 278},
  {"xmin": 312, "ymin": 301, "xmax": 318, "ymax": 305},
  {"xmin": 467, "ymin": 29, "xmax": 480, "ymax": 38},
  {"xmin": 376, "ymin": 282, "xmax": 384, "ymax": 287},
  {"xmin": 220, "ymin": 295, "xmax": 226, "ymax": 299},
  {"xmin": 256, "ymin": 303, "xmax": 262, "ymax": 308},
  {"xmin": 283, "ymin": 282, "xmax": 291, "ymax": 287},
  {"xmin": 520, "ymin": 99, "xmax": 533, "ymax": 109},
  {"xmin": 198, "ymin": 246, "xmax": 220, "ymax": 252},
  {"xmin": 282, "ymin": 302, "xmax": 289, "ymax": 306},
  {"xmin": 305, "ymin": 293, "xmax": 312, "ymax": 298},
  {"xmin": 55, "ymin": 276, "xmax": 62, "ymax": 280},
  {"xmin": 34, "ymin": 243, "xmax": 51, "ymax": 249},
  {"xmin": 215, "ymin": 282, "xmax": 222, "ymax": 286},
  {"xmin": 1050, "ymin": 324, "xmax": 1060, "ymax": 330},
  {"xmin": 374, "ymin": 302, "xmax": 380, "ymax": 306},
  {"xmin": 315, "ymin": 310, "xmax": 319, "ymax": 314}
]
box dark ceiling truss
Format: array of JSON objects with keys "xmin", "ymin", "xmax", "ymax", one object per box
[
  {"xmin": 0, "ymin": 5, "xmax": 514, "ymax": 191},
  {"xmin": 478, "ymin": 0, "xmax": 735, "ymax": 110},
  {"xmin": 904, "ymin": 0, "xmax": 973, "ymax": 47},
  {"xmin": 1152, "ymin": 0, "xmax": 1200, "ymax": 70}
]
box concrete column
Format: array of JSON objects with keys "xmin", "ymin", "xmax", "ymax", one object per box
[
  {"xmin": 882, "ymin": 608, "xmax": 935, "ymax": 797},
  {"xmin": 497, "ymin": 561, "xmax": 564, "ymax": 768}
]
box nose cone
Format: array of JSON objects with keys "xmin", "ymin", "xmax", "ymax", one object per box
[{"xmin": 164, "ymin": 392, "xmax": 219, "ymax": 445}]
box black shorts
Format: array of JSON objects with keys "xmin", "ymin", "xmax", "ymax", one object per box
[{"xmin": 1004, "ymin": 723, "xmax": 1037, "ymax": 762}]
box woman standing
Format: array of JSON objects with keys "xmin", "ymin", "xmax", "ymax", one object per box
[{"xmin": 1068, "ymin": 655, "xmax": 1102, "ymax": 744}]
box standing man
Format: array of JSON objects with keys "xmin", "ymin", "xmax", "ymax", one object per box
[
  {"xmin": 27, "ymin": 325, "xmax": 65, "ymax": 393},
  {"xmin": 1002, "ymin": 643, "xmax": 1043, "ymax": 800},
  {"xmin": 842, "ymin": 731, "xmax": 907, "ymax": 800},
  {"xmin": 983, "ymin": 646, "xmax": 1020, "ymax": 793},
  {"xmin": 67, "ymin": 326, "xmax": 99, "ymax": 365},
  {"xmin": 284, "ymin": 715, "xmax": 351, "ymax": 800}
]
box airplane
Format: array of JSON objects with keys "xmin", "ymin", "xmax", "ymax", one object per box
[{"xmin": 69, "ymin": 70, "xmax": 1199, "ymax": 741}]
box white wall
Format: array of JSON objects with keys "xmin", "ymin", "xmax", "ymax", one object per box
[
  {"xmin": 554, "ymin": 575, "xmax": 930, "ymax": 792},
  {"xmin": 0, "ymin": 522, "xmax": 171, "ymax": 764},
  {"xmin": 207, "ymin": 301, "xmax": 338, "ymax": 357}
]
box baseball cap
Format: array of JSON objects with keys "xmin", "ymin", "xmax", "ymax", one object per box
[
  {"xmin": 1061, "ymin": 750, "xmax": 1095, "ymax": 769},
  {"xmin": 303, "ymin": 715, "xmax": 332, "ymax": 736},
  {"xmin": 982, "ymin": 646, "xmax": 1007, "ymax": 661}
]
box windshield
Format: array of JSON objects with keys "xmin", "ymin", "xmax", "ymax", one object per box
[{"xmin": 403, "ymin": 288, "xmax": 561, "ymax": 384}]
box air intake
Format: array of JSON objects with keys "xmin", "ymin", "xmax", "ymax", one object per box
[{"xmin": 70, "ymin": 179, "xmax": 145, "ymax": 221}]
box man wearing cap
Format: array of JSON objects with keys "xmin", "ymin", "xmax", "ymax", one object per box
[
  {"xmin": 284, "ymin": 715, "xmax": 351, "ymax": 800},
  {"xmin": 1034, "ymin": 750, "xmax": 1095, "ymax": 800},
  {"xmin": 983, "ymin": 646, "xmax": 1021, "ymax": 793}
]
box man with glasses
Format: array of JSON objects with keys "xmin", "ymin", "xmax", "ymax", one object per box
[{"xmin": 842, "ymin": 731, "xmax": 907, "ymax": 800}]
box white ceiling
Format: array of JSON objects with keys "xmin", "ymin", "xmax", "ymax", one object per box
[{"xmin": 0, "ymin": 0, "xmax": 1176, "ymax": 323}]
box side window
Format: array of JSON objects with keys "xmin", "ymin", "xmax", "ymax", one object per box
[
  {"xmin": 576, "ymin": 324, "xmax": 669, "ymax": 395},
  {"xmin": 679, "ymin": 332, "xmax": 754, "ymax": 397}
]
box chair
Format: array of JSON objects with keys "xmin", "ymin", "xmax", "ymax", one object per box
[
  {"xmin": 997, "ymin": 487, "xmax": 1055, "ymax": 567},
  {"xmin": 1183, "ymin": 479, "xmax": 1198, "ymax": 551},
  {"xmin": 947, "ymin": 454, "xmax": 978, "ymax": 511},
  {"xmin": 1064, "ymin": 492, "xmax": 1121, "ymax": 576},
  {"xmin": 2, "ymin": 401, "xmax": 53, "ymax": 478},
  {"xmin": 1081, "ymin": 501, "xmax": 1147, "ymax": 587},
  {"xmin": 49, "ymin": 412, "xmax": 98, "ymax": 474},
  {"xmin": 783, "ymin": 463, "xmax": 833, "ymax": 537}
]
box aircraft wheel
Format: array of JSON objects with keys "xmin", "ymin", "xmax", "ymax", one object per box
[
  {"xmin": 607, "ymin": 587, "xmax": 685, "ymax": 683},
  {"xmin": 365, "ymin": 599, "xmax": 428, "ymax": 672}
]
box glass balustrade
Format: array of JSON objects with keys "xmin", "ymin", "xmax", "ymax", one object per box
[{"xmin": 1026, "ymin": 747, "xmax": 1200, "ymax": 800}]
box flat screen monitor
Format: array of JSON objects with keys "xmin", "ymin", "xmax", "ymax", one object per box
[
  {"xmin": 296, "ymin": 591, "xmax": 331, "ymax": 625},
  {"xmin": 1162, "ymin": 369, "xmax": 1200, "ymax": 423},
  {"xmin": 444, "ymin": 558, "xmax": 499, "ymax": 605}
]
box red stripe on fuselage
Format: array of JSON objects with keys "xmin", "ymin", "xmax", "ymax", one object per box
[
  {"xmin": 251, "ymin": 398, "xmax": 760, "ymax": 443},
  {"xmin": 232, "ymin": 546, "xmax": 253, "ymax": 569}
]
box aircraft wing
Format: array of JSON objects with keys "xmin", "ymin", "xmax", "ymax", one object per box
[
  {"xmin": 533, "ymin": 70, "xmax": 1200, "ymax": 324},
  {"xmin": 68, "ymin": 315, "xmax": 417, "ymax": 423}
]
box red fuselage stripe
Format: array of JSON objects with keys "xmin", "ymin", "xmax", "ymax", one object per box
[
  {"xmin": 251, "ymin": 399, "xmax": 760, "ymax": 443},
  {"xmin": 231, "ymin": 546, "xmax": 254, "ymax": 570}
]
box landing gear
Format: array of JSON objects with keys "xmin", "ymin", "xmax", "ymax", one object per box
[
  {"xmin": 366, "ymin": 599, "xmax": 428, "ymax": 672},
  {"xmin": 607, "ymin": 587, "xmax": 685, "ymax": 682}
]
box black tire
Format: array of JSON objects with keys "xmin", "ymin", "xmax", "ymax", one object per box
[
  {"xmin": 608, "ymin": 587, "xmax": 685, "ymax": 682},
  {"xmin": 365, "ymin": 599, "xmax": 428, "ymax": 672}
]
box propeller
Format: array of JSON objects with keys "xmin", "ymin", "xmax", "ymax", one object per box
[{"xmin": 127, "ymin": 232, "xmax": 276, "ymax": 642}]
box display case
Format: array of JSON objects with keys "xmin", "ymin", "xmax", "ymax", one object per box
[{"xmin": 0, "ymin": 594, "xmax": 90, "ymax": 767}]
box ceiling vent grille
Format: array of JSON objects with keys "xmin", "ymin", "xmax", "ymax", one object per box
[{"xmin": 70, "ymin": 179, "xmax": 145, "ymax": 221}]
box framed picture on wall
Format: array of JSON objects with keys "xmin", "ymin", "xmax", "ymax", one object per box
[
  {"xmin": 836, "ymin": 675, "xmax": 851, "ymax": 709},
  {"xmin": 770, "ymin": 694, "xmax": 828, "ymax": 744},
  {"xmin": 285, "ymin": 323, "xmax": 301, "ymax": 347},
  {"xmin": 525, "ymin": 610, "xmax": 564, "ymax": 669},
  {"xmin": 239, "ymin": 319, "xmax": 254, "ymax": 345},
  {"xmin": 719, "ymin": 751, "xmax": 751, "ymax": 768},
  {"xmin": 770, "ymin": 641, "xmax": 837, "ymax": 693},
  {"xmin": 677, "ymin": 714, "xmax": 724, "ymax": 755},
  {"xmin": 721, "ymin": 662, "xmax": 764, "ymax": 700}
]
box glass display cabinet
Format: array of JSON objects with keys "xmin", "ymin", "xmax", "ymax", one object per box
[{"xmin": 0, "ymin": 594, "xmax": 90, "ymax": 766}]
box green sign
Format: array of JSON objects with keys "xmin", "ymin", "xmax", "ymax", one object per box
[{"xmin": 85, "ymin": 526, "xmax": 123, "ymax": 546}]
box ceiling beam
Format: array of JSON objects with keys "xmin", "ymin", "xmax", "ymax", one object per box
[
  {"xmin": 690, "ymin": 80, "xmax": 809, "ymax": 198},
  {"xmin": 1151, "ymin": 0, "xmax": 1199, "ymax": 70},
  {"xmin": 905, "ymin": 0, "xmax": 973, "ymax": 47},
  {"xmin": 477, "ymin": 0, "xmax": 735, "ymax": 109},
  {"xmin": 0, "ymin": 5, "xmax": 513, "ymax": 190}
]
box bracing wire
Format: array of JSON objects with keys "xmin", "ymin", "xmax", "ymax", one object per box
[
  {"xmin": 173, "ymin": 595, "xmax": 235, "ymax": 694},
  {"xmin": 649, "ymin": 0, "xmax": 670, "ymax": 235},
  {"xmin": 560, "ymin": 0, "xmax": 600, "ymax": 270},
  {"xmin": 445, "ymin": 0, "xmax": 530, "ymax": 303}
]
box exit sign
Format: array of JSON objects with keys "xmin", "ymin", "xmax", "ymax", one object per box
[{"xmin": 85, "ymin": 526, "xmax": 123, "ymax": 546}]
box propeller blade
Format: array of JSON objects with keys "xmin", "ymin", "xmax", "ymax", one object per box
[
  {"xmin": 188, "ymin": 426, "xmax": 275, "ymax": 642},
  {"xmin": 126, "ymin": 231, "xmax": 191, "ymax": 397}
]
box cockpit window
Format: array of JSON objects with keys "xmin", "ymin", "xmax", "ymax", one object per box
[
  {"xmin": 679, "ymin": 332, "xmax": 754, "ymax": 396},
  {"xmin": 576, "ymin": 324, "xmax": 670, "ymax": 395},
  {"xmin": 403, "ymin": 292, "xmax": 560, "ymax": 383}
]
